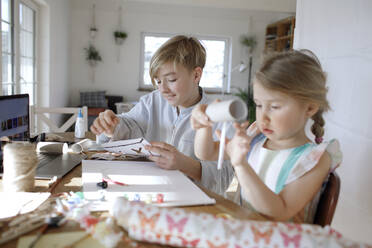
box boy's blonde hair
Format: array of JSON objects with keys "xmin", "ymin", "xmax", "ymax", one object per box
[
  {"xmin": 149, "ymin": 35, "xmax": 206, "ymax": 86},
  {"xmin": 255, "ymin": 50, "xmax": 329, "ymax": 144}
]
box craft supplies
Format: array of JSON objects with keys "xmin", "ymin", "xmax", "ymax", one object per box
[
  {"xmin": 97, "ymin": 181, "xmax": 108, "ymax": 189},
  {"xmin": 2, "ymin": 142, "xmax": 38, "ymax": 192},
  {"xmin": 144, "ymin": 194, "xmax": 152, "ymax": 204},
  {"xmin": 156, "ymin": 193, "xmax": 164, "ymax": 203},
  {"xmin": 102, "ymin": 176, "xmax": 128, "ymax": 186},
  {"xmin": 134, "ymin": 194, "xmax": 141, "ymax": 202}
]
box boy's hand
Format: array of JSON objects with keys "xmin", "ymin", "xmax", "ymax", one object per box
[
  {"xmin": 225, "ymin": 122, "xmax": 259, "ymax": 167},
  {"xmin": 90, "ymin": 110, "xmax": 119, "ymax": 137},
  {"xmin": 145, "ymin": 142, "xmax": 190, "ymax": 170},
  {"xmin": 190, "ymin": 104, "xmax": 213, "ymax": 130}
]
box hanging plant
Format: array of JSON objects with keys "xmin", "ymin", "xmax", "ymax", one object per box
[
  {"xmin": 240, "ymin": 35, "xmax": 257, "ymax": 54},
  {"xmin": 114, "ymin": 31, "xmax": 128, "ymax": 45},
  {"xmin": 84, "ymin": 44, "xmax": 102, "ymax": 67},
  {"xmin": 90, "ymin": 27, "xmax": 98, "ymax": 38}
]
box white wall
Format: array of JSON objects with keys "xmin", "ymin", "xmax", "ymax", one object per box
[
  {"xmin": 295, "ymin": 0, "xmax": 372, "ymax": 244},
  {"xmin": 47, "ymin": 0, "xmax": 71, "ymax": 108},
  {"xmin": 35, "ymin": 0, "xmax": 70, "ymax": 108},
  {"xmin": 68, "ymin": 0, "xmax": 293, "ymax": 106}
]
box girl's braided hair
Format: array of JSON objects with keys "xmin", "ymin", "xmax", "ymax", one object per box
[{"xmin": 255, "ymin": 50, "xmax": 329, "ymax": 144}]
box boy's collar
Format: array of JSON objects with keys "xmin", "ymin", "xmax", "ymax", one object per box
[{"xmin": 176, "ymin": 87, "xmax": 205, "ymax": 115}]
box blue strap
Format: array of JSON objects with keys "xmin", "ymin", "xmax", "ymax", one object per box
[
  {"xmin": 275, "ymin": 144, "xmax": 310, "ymax": 194},
  {"xmin": 246, "ymin": 134, "xmax": 266, "ymax": 160}
]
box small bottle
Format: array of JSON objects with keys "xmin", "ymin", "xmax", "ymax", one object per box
[{"xmin": 74, "ymin": 108, "xmax": 85, "ymax": 138}]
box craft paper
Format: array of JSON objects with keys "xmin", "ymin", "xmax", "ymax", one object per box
[{"xmin": 102, "ymin": 138, "xmax": 159, "ymax": 156}]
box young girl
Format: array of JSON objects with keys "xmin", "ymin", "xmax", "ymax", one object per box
[{"xmin": 191, "ymin": 50, "xmax": 342, "ymax": 223}]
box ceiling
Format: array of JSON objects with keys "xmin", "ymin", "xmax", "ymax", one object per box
[{"xmin": 127, "ymin": 0, "xmax": 297, "ymax": 13}]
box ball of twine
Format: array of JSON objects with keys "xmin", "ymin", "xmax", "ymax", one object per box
[{"xmin": 3, "ymin": 142, "xmax": 38, "ymax": 192}]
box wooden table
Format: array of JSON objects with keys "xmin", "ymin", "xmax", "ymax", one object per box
[{"xmin": 0, "ymin": 133, "xmax": 267, "ymax": 247}]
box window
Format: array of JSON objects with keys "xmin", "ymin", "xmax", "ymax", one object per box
[
  {"xmin": 139, "ymin": 33, "xmax": 230, "ymax": 93},
  {"xmin": 1, "ymin": 0, "xmax": 37, "ymax": 105}
]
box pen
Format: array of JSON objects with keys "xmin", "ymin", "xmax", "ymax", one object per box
[{"xmin": 102, "ymin": 177, "xmax": 128, "ymax": 186}]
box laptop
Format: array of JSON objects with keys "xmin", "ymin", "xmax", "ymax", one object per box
[{"xmin": 0, "ymin": 94, "xmax": 83, "ymax": 179}]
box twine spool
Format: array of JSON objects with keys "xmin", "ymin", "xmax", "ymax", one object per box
[{"xmin": 2, "ymin": 142, "xmax": 38, "ymax": 192}]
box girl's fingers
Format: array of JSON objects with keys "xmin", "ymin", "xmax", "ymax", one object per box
[
  {"xmin": 246, "ymin": 121, "xmax": 260, "ymax": 137},
  {"xmin": 215, "ymin": 129, "xmax": 221, "ymax": 139},
  {"xmin": 240, "ymin": 121, "xmax": 250, "ymax": 129}
]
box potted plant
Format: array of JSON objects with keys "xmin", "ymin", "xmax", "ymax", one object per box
[
  {"xmin": 90, "ymin": 27, "xmax": 98, "ymax": 38},
  {"xmin": 114, "ymin": 31, "xmax": 128, "ymax": 45},
  {"xmin": 240, "ymin": 35, "xmax": 257, "ymax": 54},
  {"xmin": 84, "ymin": 44, "xmax": 102, "ymax": 67},
  {"xmin": 233, "ymin": 87, "xmax": 256, "ymax": 124}
]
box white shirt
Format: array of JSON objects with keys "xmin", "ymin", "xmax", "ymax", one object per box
[{"xmin": 98, "ymin": 89, "xmax": 235, "ymax": 196}]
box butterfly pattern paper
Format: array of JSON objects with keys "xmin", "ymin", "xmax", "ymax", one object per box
[{"xmin": 112, "ymin": 197, "xmax": 368, "ymax": 248}]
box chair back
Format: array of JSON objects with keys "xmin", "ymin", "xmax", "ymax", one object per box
[
  {"xmin": 30, "ymin": 106, "xmax": 88, "ymax": 134},
  {"xmin": 313, "ymin": 171, "xmax": 341, "ymax": 227}
]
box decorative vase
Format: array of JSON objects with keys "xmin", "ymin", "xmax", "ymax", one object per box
[
  {"xmin": 115, "ymin": 37, "xmax": 125, "ymax": 45},
  {"xmin": 88, "ymin": 60, "xmax": 97, "ymax": 67},
  {"xmin": 90, "ymin": 28, "xmax": 98, "ymax": 39}
]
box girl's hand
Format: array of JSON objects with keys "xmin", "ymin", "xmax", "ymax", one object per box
[
  {"xmin": 90, "ymin": 110, "xmax": 119, "ymax": 137},
  {"xmin": 190, "ymin": 104, "xmax": 213, "ymax": 130},
  {"xmin": 225, "ymin": 122, "xmax": 259, "ymax": 167}
]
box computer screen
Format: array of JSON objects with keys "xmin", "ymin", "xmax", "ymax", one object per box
[{"xmin": 0, "ymin": 94, "xmax": 30, "ymax": 162}]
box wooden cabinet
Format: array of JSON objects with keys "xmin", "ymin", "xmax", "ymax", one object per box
[{"xmin": 265, "ymin": 16, "xmax": 295, "ymax": 52}]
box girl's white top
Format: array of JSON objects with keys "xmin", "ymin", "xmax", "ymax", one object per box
[{"xmin": 242, "ymin": 135, "xmax": 342, "ymax": 223}]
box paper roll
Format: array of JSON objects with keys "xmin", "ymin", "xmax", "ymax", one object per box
[
  {"xmin": 36, "ymin": 142, "xmax": 68, "ymax": 154},
  {"xmin": 205, "ymin": 99, "xmax": 247, "ymax": 122}
]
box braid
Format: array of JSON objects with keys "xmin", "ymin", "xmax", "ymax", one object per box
[{"xmin": 311, "ymin": 111, "xmax": 325, "ymax": 144}]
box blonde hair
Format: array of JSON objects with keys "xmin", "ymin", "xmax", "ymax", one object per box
[
  {"xmin": 255, "ymin": 50, "xmax": 329, "ymax": 144},
  {"xmin": 149, "ymin": 35, "xmax": 206, "ymax": 86}
]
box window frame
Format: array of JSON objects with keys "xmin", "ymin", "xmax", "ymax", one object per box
[
  {"xmin": 0, "ymin": 0, "xmax": 38, "ymax": 105},
  {"xmin": 138, "ymin": 32, "xmax": 231, "ymax": 93}
]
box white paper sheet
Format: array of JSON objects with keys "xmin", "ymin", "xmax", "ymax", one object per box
[
  {"xmin": 0, "ymin": 192, "xmax": 50, "ymax": 220},
  {"xmin": 82, "ymin": 160, "xmax": 215, "ymax": 208}
]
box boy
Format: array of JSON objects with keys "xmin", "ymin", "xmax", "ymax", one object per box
[{"xmin": 91, "ymin": 35, "xmax": 234, "ymax": 195}]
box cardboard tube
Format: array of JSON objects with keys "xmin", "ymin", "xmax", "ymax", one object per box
[
  {"xmin": 205, "ymin": 99, "xmax": 247, "ymax": 122},
  {"xmin": 36, "ymin": 142, "xmax": 68, "ymax": 154}
]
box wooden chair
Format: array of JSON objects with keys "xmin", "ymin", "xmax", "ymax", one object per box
[
  {"xmin": 313, "ymin": 171, "xmax": 341, "ymax": 227},
  {"xmin": 30, "ymin": 106, "xmax": 88, "ymax": 133}
]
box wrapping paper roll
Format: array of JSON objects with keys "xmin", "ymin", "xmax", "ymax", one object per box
[
  {"xmin": 111, "ymin": 197, "xmax": 368, "ymax": 248},
  {"xmin": 36, "ymin": 142, "xmax": 68, "ymax": 154}
]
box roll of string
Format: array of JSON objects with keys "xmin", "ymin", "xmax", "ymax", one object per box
[{"xmin": 3, "ymin": 142, "xmax": 38, "ymax": 192}]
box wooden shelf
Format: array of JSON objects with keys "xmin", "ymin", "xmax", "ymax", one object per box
[{"xmin": 264, "ymin": 16, "xmax": 295, "ymax": 52}]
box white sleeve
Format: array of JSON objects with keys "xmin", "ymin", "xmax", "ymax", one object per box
[{"xmin": 97, "ymin": 95, "xmax": 151, "ymax": 143}]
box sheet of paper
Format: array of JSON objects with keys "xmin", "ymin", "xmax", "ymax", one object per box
[
  {"xmin": 102, "ymin": 138, "xmax": 159, "ymax": 156},
  {"xmin": 82, "ymin": 160, "xmax": 215, "ymax": 208},
  {"xmin": 17, "ymin": 231, "xmax": 104, "ymax": 248},
  {"xmin": 0, "ymin": 192, "xmax": 50, "ymax": 220}
]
